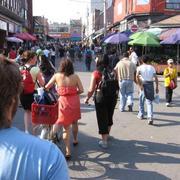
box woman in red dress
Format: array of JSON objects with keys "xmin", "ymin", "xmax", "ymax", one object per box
[{"xmin": 46, "ymin": 58, "xmax": 84, "ymax": 159}]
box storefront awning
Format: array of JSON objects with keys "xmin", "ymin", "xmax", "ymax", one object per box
[{"xmin": 14, "ymin": 32, "xmax": 37, "ymax": 41}]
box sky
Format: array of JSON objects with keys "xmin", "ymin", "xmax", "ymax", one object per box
[{"xmin": 33, "ymin": 0, "xmax": 89, "ymax": 23}]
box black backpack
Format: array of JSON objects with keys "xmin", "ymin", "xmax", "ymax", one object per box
[{"xmin": 95, "ymin": 68, "xmax": 119, "ymax": 103}]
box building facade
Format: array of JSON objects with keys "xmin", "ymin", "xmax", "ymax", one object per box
[
  {"xmin": 70, "ymin": 19, "xmax": 82, "ymax": 41},
  {"xmin": 0, "ymin": 0, "xmax": 33, "ymax": 48},
  {"xmin": 113, "ymin": 0, "xmax": 180, "ymax": 32},
  {"xmin": 33, "ymin": 16, "xmax": 49, "ymax": 40},
  {"xmin": 48, "ymin": 22, "xmax": 71, "ymax": 40}
]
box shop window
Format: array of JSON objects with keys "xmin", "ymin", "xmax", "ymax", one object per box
[{"xmin": 166, "ymin": 0, "xmax": 180, "ymax": 10}]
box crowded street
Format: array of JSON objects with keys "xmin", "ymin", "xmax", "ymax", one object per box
[
  {"xmin": 12, "ymin": 59, "xmax": 180, "ymax": 180},
  {"xmin": 0, "ymin": 0, "xmax": 180, "ymax": 180}
]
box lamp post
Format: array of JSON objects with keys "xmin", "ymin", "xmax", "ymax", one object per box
[{"xmin": 104, "ymin": 0, "xmax": 107, "ymax": 37}]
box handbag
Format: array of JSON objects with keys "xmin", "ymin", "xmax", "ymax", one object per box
[{"xmin": 169, "ymin": 79, "xmax": 177, "ymax": 90}]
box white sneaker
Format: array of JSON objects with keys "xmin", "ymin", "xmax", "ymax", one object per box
[
  {"xmin": 166, "ymin": 103, "xmax": 171, "ymax": 107},
  {"xmin": 99, "ymin": 140, "xmax": 108, "ymax": 149},
  {"xmin": 148, "ymin": 118, "xmax": 153, "ymax": 125}
]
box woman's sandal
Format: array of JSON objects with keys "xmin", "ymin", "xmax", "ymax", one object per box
[
  {"xmin": 73, "ymin": 141, "xmax": 78, "ymax": 146},
  {"xmin": 65, "ymin": 154, "xmax": 71, "ymax": 161}
]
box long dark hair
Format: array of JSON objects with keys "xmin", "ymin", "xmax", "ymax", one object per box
[
  {"xmin": 96, "ymin": 54, "xmax": 110, "ymax": 72},
  {"xmin": 59, "ymin": 58, "xmax": 74, "ymax": 76},
  {"xmin": 39, "ymin": 55, "xmax": 55, "ymax": 76}
]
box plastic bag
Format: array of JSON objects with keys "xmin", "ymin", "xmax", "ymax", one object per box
[{"xmin": 154, "ymin": 94, "xmax": 160, "ymax": 104}]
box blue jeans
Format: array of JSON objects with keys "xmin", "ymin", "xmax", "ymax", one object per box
[
  {"xmin": 138, "ymin": 90, "xmax": 153, "ymax": 119},
  {"xmin": 119, "ymin": 80, "xmax": 134, "ymax": 111}
]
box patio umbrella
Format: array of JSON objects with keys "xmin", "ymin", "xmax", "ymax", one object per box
[
  {"xmin": 6, "ymin": 37, "xmax": 23, "ymax": 43},
  {"xmin": 130, "ymin": 31, "xmax": 159, "ymax": 40},
  {"xmin": 104, "ymin": 32, "xmax": 129, "ymax": 44},
  {"xmin": 160, "ymin": 29, "xmax": 180, "ymax": 64},
  {"xmin": 128, "ymin": 36, "xmax": 160, "ymax": 47},
  {"xmin": 128, "ymin": 35, "xmax": 160, "ymax": 54},
  {"xmin": 159, "ymin": 28, "xmax": 180, "ymax": 40},
  {"xmin": 146, "ymin": 28, "xmax": 165, "ymax": 36},
  {"xmin": 101, "ymin": 32, "xmax": 116, "ymax": 42}
]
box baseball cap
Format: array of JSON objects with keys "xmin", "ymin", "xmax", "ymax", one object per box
[{"xmin": 167, "ymin": 59, "xmax": 174, "ymax": 64}]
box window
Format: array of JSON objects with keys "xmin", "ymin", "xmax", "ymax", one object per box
[{"xmin": 166, "ymin": 0, "xmax": 180, "ymax": 10}]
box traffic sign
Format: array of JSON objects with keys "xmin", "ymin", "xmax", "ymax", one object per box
[{"xmin": 131, "ymin": 24, "xmax": 138, "ymax": 32}]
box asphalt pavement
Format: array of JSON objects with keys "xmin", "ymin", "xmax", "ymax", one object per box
[{"xmin": 13, "ymin": 59, "xmax": 180, "ymax": 180}]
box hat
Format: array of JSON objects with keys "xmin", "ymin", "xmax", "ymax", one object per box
[
  {"xmin": 167, "ymin": 59, "xmax": 174, "ymax": 64},
  {"xmin": 36, "ymin": 49, "xmax": 43, "ymax": 56}
]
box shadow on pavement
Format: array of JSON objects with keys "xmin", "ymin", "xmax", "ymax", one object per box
[
  {"xmin": 68, "ymin": 132, "xmax": 180, "ymax": 180},
  {"xmin": 153, "ymin": 118, "xmax": 180, "ymax": 127}
]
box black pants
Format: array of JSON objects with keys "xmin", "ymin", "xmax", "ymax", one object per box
[
  {"xmin": 95, "ymin": 97, "xmax": 117, "ymax": 135},
  {"xmin": 85, "ymin": 59, "xmax": 91, "ymax": 71},
  {"xmin": 51, "ymin": 56, "xmax": 55, "ymax": 67},
  {"xmin": 166, "ymin": 87, "xmax": 173, "ymax": 103}
]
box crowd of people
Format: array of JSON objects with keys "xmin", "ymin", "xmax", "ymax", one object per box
[{"xmin": 0, "ymin": 41, "xmax": 178, "ymax": 179}]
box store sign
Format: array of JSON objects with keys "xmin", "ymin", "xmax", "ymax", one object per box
[{"xmin": 0, "ymin": 20, "xmax": 7, "ymax": 31}]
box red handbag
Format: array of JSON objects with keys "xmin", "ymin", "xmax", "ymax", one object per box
[{"xmin": 169, "ymin": 79, "xmax": 177, "ymax": 90}]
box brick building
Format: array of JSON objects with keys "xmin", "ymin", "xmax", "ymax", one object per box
[
  {"xmin": 0, "ymin": 0, "xmax": 33, "ymax": 48},
  {"xmin": 113, "ymin": 0, "xmax": 180, "ymax": 32}
]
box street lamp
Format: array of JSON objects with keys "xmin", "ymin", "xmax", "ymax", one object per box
[{"xmin": 104, "ymin": 0, "xmax": 107, "ymax": 36}]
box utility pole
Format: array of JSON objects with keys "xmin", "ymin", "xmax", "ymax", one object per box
[{"xmin": 104, "ymin": 0, "xmax": 107, "ymax": 36}]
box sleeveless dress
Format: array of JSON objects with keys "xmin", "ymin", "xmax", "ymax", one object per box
[{"xmin": 56, "ymin": 86, "xmax": 81, "ymax": 127}]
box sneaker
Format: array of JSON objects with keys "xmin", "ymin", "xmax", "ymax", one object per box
[
  {"xmin": 99, "ymin": 140, "xmax": 108, "ymax": 149},
  {"xmin": 137, "ymin": 115, "xmax": 144, "ymax": 120},
  {"xmin": 107, "ymin": 135, "xmax": 114, "ymax": 141},
  {"xmin": 166, "ymin": 103, "xmax": 171, "ymax": 107},
  {"xmin": 148, "ymin": 118, "xmax": 153, "ymax": 125},
  {"xmin": 128, "ymin": 105, "xmax": 133, "ymax": 112}
]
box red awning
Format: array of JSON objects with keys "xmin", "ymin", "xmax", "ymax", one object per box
[{"xmin": 14, "ymin": 32, "xmax": 37, "ymax": 41}]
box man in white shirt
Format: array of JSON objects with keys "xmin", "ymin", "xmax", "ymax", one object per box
[
  {"xmin": 0, "ymin": 58, "xmax": 69, "ymax": 180},
  {"xmin": 129, "ymin": 47, "xmax": 139, "ymax": 66},
  {"xmin": 136, "ymin": 55, "xmax": 159, "ymax": 125}
]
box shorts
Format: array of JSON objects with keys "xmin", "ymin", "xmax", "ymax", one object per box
[
  {"xmin": 95, "ymin": 97, "xmax": 117, "ymax": 134},
  {"xmin": 20, "ymin": 92, "xmax": 34, "ymax": 111}
]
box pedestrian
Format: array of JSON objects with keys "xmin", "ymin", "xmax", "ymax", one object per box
[
  {"xmin": 136, "ymin": 55, "xmax": 159, "ymax": 125},
  {"xmin": 20, "ymin": 51, "xmax": 45, "ymax": 134},
  {"xmin": 45, "ymin": 58, "xmax": 84, "ymax": 160},
  {"xmin": 85, "ymin": 46, "xmax": 93, "ymax": 71},
  {"xmin": 15, "ymin": 48, "xmax": 24, "ymax": 66},
  {"xmin": 163, "ymin": 59, "xmax": 177, "ymax": 107},
  {"xmin": 50, "ymin": 45, "xmax": 56, "ymax": 66},
  {"xmin": 39, "ymin": 54, "xmax": 56, "ymax": 93},
  {"xmin": 8, "ymin": 46, "xmax": 17, "ymax": 60},
  {"xmin": 84, "ymin": 55, "xmax": 118, "ymax": 149},
  {"xmin": 0, "ymin": 58, "xmax": 69, "ymax": 180},
  {"xmin": 114, "ymin": 52, "xmax": 136, "ymax": 112},
  {"xmin": 129, "ymin": 47, "xmax": 139, "ymax": 66}
]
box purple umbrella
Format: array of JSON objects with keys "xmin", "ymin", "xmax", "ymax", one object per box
[
  {"xmin": 101, "ymin": 32, "xmax": 116, "ymax": 42},
  {"xmin": 160, "ymin": 29, "xmax": 180, "ymax": 63},
  {"xmin": 104, "ymin": 32, "xmax": 129, "ymax": 44}
]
